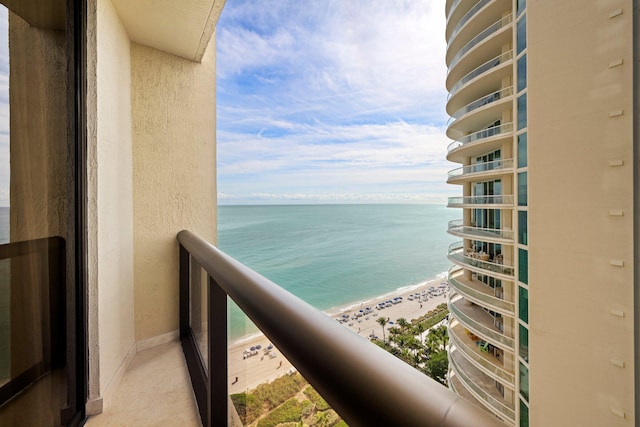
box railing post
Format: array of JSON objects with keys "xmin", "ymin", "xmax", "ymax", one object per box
[
  {"xmin": 208, "ymin": 276, "xmax": 227, "ymax": 427},
  {"xmin": 179, "ymin": 244, "xmax": 190, "ymax": 338}
]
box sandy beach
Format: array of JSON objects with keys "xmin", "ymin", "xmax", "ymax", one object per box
[{"xmin": 228, "ymin": 276, "xmax": 450, "ymax": 394}]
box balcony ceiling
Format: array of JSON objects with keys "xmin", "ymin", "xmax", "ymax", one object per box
[
  {"xmin": 112, "ymin": 0, "xmax": 226, "ymax": 62},
  {"xmin": 1, "ymin": 0, "xmax": 64, "ymax": 30}
]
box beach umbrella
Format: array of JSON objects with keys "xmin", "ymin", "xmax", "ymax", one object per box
[
  {"xmin": 250, "ymin": 346, "xmax": 256, "ymax": 351},
  {"xmin": 256, "ymin": 344, "xmax": 262, "ymax": 350}
]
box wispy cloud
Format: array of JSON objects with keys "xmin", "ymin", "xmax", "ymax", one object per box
[{"xmin": 216, "ymin": 0, "xmax": 451, "ymax": 203}]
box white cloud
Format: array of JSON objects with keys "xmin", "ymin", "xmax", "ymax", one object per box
[{"xmin": 216, "ymin": 0, "xmax": 451, "ymax": 203}]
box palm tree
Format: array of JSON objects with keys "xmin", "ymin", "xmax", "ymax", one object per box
[
  {"xmin": 377, "ymin": 316, "xmax": 388, "ymax": 342},
  {"xmin": 414, "ymin": 323, "xmax": 426, "ymax": 344},
  {"xmin": 397, "ymin": 317, "xmax": 410, "ymax": 332}
]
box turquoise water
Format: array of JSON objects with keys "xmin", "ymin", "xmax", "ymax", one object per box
[{"xmin": 218, "ymin": 204, "xmax": 458, "ymax": 340}]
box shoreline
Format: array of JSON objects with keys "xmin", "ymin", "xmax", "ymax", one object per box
[{"xmin": 228, "ymin": 274, "xmax": 450, "ymax": 394}]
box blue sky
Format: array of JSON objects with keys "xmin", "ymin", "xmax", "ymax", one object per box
[{"xmin": 216, "ymin": 0, "xmax": 452, "ymax": 204}]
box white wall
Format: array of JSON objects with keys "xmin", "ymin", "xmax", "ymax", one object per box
[{"xmin": 87, "ymin": 0, "xmax": 135, "ymax": 407}]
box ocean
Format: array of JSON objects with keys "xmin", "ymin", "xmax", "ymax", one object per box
[{"xmin": 218, "ymin": 204, "xmax": 458, "ymax": 340}]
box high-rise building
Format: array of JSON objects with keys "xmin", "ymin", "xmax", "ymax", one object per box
[{"xmin": 445, "ymin": 1, "xmax": 635, "ymax": 426}]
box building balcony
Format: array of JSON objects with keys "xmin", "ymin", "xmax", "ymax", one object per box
[
  {"xmin": 446, "ymin": 0, "xmax": 470, "ymax": 31},
  {"xmin": 448, "ymin": 292, "xmax": 515, "ymax": 349},
  {"xmin": 446, "ymin": 15, "xmax": 513, "ymax": 76},
  {"xmin": 447, "ymin": 243, "xmax": 514, "ymax": 280},
  {"xmin": 446, "ymin": 122, "xmax": 513, "ymax": 163},
  {"xmin": 447, "ymin": 0, "xmax": 512, "ymax": 57},
  {"xmin": 447, "ymin": 87, "xmax": 513, "ymax": 136},
  {"xmin": 449, "ymin": 86, "xmax": 513, "ymax": 122},
  {"xmin": 447, "ymin": 50, "xmax": 513, "ymax": 102},
  {"xmin": 449, "ymin": 320, "xmax": 515, "ymax": 384},
  {"xmin": 447, "ymin": 218, "xmax": 514, "ymax": 242},
  {"xmin": 449, "ymin": 346, "xmax": 516, "ymax": 423},
  {"xmin": 449, "ymin": 369, "xmax": 488, "ymax": 412},
  {"xmin": 448, "ymin": 266, "xmax": 515, "ymax": 315},
  {"xmin": 447, "ymin": 158, "xmax": 514, "ymax": 185},
  {"xmin": 447, "ymin": 194, "xmax": 514, "ymax": 209}
]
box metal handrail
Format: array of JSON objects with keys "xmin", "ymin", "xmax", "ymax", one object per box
[
  {"xmin": 446, "ymin": 0, "xmax": 463, "ymax": 23},
  {"xmin": 449, "ymin": 50, "xmax": 513, "ymax": 98},
  {"xmin": 447, "ymin": 122, "xmax": 514, "ymax": 153},
  {"xmin": 177, "ymin": 230, "xmax": 506, "ymax": 427},
  {"xmin": 449, "ymin": 348, "xmax": 516, "ymax": 421},
  {"xmin": 447, "ymin": 158, "xmax": 513, "ymax": 180},
  {"xmin": 449, "ymin": 87, "xmax": 513, "ymax": 121},
  {"xmin": 447, "ymin": 0, "xmax": 492, "ymax": 46},
  {"xmin": 448, "ymin": 15, "xmax": 513, "ymax": 70},
  {"xmin": 448, "ymin": 266, "xmax": 515, "ymax": 314},
  {"xmin": 447, "ymin": 194, "xmax": 514, "ymax": 207},
  {"xmin": 448, "ymin": 249, "xmax": 515, "ymax": 278},
  {"xmin": 448, "ymin": 296, "xmax": 515, "ymax": 348},
  {"xmin": 448, "ymin": 322, "xmax": 515, "ymax": 383}
]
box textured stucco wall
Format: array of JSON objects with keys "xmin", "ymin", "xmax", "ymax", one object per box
[
  {"xmin": 86, "ymin": 0, "xmax": 136, "ymax": 401},
  {"xmin": 131, "ymin": 40, "xmax": 217, "ymax": 341}
]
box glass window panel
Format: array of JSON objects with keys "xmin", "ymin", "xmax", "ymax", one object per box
[
  {"xmin": 519, "ymin": 323, "xmax": 529, "ymax": 362},
  {"xmin": 519, "ymin": 249, "xmax": 529, "ymax": 285},
  {"xmin": 517, "ymin": 15, "xmax": 527, "ymax": 54},
  {"xmin": 520, "ymin": 399, "xmax": 530, "ymax": 427},
  {"xmin": 518, "ymin": 172, "xmax": 528, "ymax": 206},
  {"xmin": 517, "ymin": 0, "xmax": 527, "ymax": 16},
  {"xmin": 518, "ymin": 211, "xmax": 528, "ymax": 245},
  {"xmin": 518, "ymin": 93, "xmax": 528, "ymax": 130},
  {"xmin": 520, "ymin": 362, "xmax": 529, "ymax": 401},
  {"xmin": 519, "ymin": 286, "xmax": 529, "ymax": 323},
  {"xmin": 518, "ymin": 54, "xmax": 527, "ymax": 92},
  {"xmin": 518, "ymin": 132, "xmax": 528, "ymax": 168}
]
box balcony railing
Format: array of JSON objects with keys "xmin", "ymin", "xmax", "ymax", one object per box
[
  {"xmin": 447, "ymin": 159, "xmax": 514, "ymax": 182},
  {"xmin": 448, "ymin": 295, "xmax": 515, "ymax": 348},
  {"xmin": 447, "ymin": 194, "xmax": 514, "ymax": 208},
  {"xmin": 449, "ymin": 348, "xmax": 516, "ymax": 422},
  {"xmin": 448, "ymin": 15, "xmax": 513, "ymax": 71},
  {"xmin": 177, "ymin": 230, "xmax": 506, "ymax": 427},
  {"xmin": 446, "ymin": 0, "xmax": 463, "ymax": 23},
  {"xmin": 449, "ymin": 322, "xmax": 515, "ymax": 384},
  {"xmin": 450, "ymin": 87, "xmax": 513, "ymax": 121},
  {"xmin": 447, "ymin": 244, "xmax": 514, "ymax": 277},
  {"xmin": 448, "ymin": 266, "xmax": 514, "ymax": 314},
  {"xmin": 447, "ymin": 219, "xmax": 514, "ymax": 241},
  {"xmin": 447, "ymin": 0, "xmax": 492, "ymax": 46},
  {"xmin": 449, "ymin": 50, "xmax": 513, "ymax": 98},
  {"xmin": 447, "ymin": 122, "xmax": 513, "ymax": 153}
]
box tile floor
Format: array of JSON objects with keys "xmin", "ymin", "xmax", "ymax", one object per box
[{"xmin": 85, "ymin": 341, "xmax": 201, "ymax": 427}]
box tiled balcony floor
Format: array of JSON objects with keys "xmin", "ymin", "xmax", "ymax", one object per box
[{"xmin": 86, "ymin": 341, "xmax": 201, "ymax": 427}]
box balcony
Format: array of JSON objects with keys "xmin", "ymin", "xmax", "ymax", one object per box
[
  {"xmin": 447, "ymin": 15, "xmax": 513, "ymax": 73},
  {"xmin": 448, "ymin": 50, "xmax": 513, "ymax": 100},
  {"xmin": 449, "ymin": 370, "xmax": 487, "ymax": 411},
  {"xmin": 447, "ymin": 242, "xmax": 514, "ymax": 279},
  {"xmin": 447, "ymin": 158, "xmax": 513, "ymax": 184},
  {"xmin": 449, "ymin": 320, "xmax": 515, "ymax": 384},
  {"xmin": 447, "ymin": 0, "xmax": 512, "ymax": 61},
  {"xmin": 448, "ymin": 293, "xmax": 514, "ymax": 349},
  {"xmin": 449, "ymin": 346, "xmax": 515, "ymax": 423},
  {"xmin": 173, "ymin": 230, "xmax": 506, "ymax": 427},
  {"xmin": 447, "ymin": 122, "xmax": 513, "ymax": 162},
  {"xmin": 449, "ymin": 87, "xmax": 513, "ymax": 122},
  {"xmin": 448, "ymin": 266, "xmax": 514, "ymax": 315},
  {"xmin": 447, "ymin": 194, "xmax": 514, "ymax": 209},
  {"xmin": 447, "ymin": 0, "xmax": 493, "ymax": 46},
  {"xmin": 446, "ymin": 218, "xmax": 514, "ymax": 242}
]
